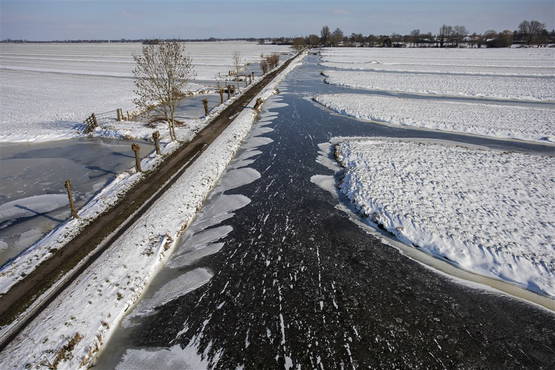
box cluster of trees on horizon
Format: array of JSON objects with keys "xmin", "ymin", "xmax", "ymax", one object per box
[
  {"xmin": 2, "ymin": 20, "xmax": 553, "ymax": 48},
  {"xmin": 292, "ymin": 20, "xmax": 554, "ymax": 49}
]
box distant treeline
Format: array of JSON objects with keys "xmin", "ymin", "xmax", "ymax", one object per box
[
  {"xmin": 291, "ymin": 21, "xmax": 555, "ymax": 49},
  {"xmin": 2, "ymin": 20, "xmax": 553, "ymax": 48},
  {"xmin": 0, "ymin": 37, "xmax": 281, "ymax": 44}
]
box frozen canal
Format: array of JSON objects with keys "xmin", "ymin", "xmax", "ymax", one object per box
[
  {"xmin": 0, "ymin": 138, "xmax": 154, "ymax": 265},
  {"xmin": 96, "ymin": 55, "xmax": 555, "ymax": 368}
]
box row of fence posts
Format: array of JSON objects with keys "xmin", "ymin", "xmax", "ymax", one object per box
[
  {"xmin": 71, "ymin": 70, "xmax": 260, "ymax": 219},
  {"xmin": 116, "ymin": 108, "xmax": 131, "ymax": 121}
]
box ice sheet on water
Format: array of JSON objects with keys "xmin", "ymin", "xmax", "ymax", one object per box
[
  {"xmin": 0, "ymin": 194, "xmax": 68, "ymax": 224},
  {"xmin": 116, "ymin": 343, "xmax": 208, "ymax": 370}
]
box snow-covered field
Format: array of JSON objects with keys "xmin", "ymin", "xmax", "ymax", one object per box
[
  {"xmin": 320, "ymin": 61, "xmax": 555, "ymax": 77},
  {"xmin": 314, "ymin": 93, "xmax": 555, "ymax": 143},
  {"xmin": 321, "ymin": 47, "xmax": 555, "ymax": 68},
  {"xmin": 323, "ymin": 69, "xmax": 555, "ymax": 102},
  {"xmin": 321, "ymin": 47, "xmax": 555, "ymax": 102},
  {"xmin": 0, "ymin": 42, "xmax": 290, "ymax": 143},
  {"xmin": 334, "ymin": 138, "xmax": 555, "ymax": 297},
  {"xmin": 0, "ymin": 52, "xmax": 306, "ymax": 369}
]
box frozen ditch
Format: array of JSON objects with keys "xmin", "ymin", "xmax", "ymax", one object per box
[
  {"xmin": 314, "ymin": 93, "xmax": 555, "ymax": 143},
  {"xmin": 333, "ymin": 137, "xmax": 555, "ymax": 297}
]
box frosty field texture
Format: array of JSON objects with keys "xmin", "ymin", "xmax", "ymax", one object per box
[
  {"xmin": 0, "ymin": 42, "xmax": 290, "ymax": 143},
  {"xmin": 314, "ymin": 93, "xmax": 555, "ymax": 143},
  {"xmin": 323, "ymin": 69, "xmax": 555, "ymax": 102},
  {"xmin": 320, "ymin": 61, "xmax": 555, "ymax": 77},
  {"xmin": 335, "ymin": 138, "xmax": 555, "ymax": 297},
  {"xmin": 321, "ymin": 47, "xmax": 555, "ymax": 69}
]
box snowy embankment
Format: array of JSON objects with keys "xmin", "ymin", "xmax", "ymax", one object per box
[
  {"xmin": 322, "ymin": 70, "xmax": 555, "ymax": 102},
  {"xmin": 0, "ymin": 51, "xmax": 306, "ymax": 369},
  {"xmin": 0, "ymin": 41, "xmax": 290, "ymax": 143},
  {"xmin": 314, "ymin": 93, "xmax": 555, "ymax": 143},
  {"xmin": 333, "ymin": 138, "xmax": 554, "ymax": 297}
]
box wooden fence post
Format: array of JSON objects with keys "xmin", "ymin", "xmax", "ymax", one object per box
[
  {"xmin": 254, "ymin": 98, "xmax": 264, "ymax": 111},
  {"xmin": 251, "ymin": 72, "xmax": 255, "ymax": 82},
  {"xmin": 64, "ymin": 180, "xmax": 79, "ymax": 219},
  {"xmin": 131, "ymin": 143, "xmax": 142, "ymax": 172},
  {"xmin": 202, "ymin": 98, "xmax": 209, "ymax": 116},
  {"xmin": 152, "ymin": 131, "xmax": 161, "ymax": 155},
  {"xmin": 219, "ymin": 88, "xmax": 224, "ymax": 104}
]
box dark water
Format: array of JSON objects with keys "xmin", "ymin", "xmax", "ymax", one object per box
[{"xmin": 96, "ymin": 55, "xmax": 555, "ymax": 369}]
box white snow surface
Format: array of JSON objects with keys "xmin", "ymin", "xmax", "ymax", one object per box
[
  {"xmin": 314, "ymin": 93, "xmax": 555, "ymax": 143},
  {"xmin": 320, "ymin": 61, "xmax": 555, "ymax": 77},
  {"xmin": 323, "ymin": 69, "xmax": 555, "ymax": 102},
  {"xmin": 321, "ymin": 47, "xmax": 555, "ymax": 68},
  {"xmin": 334, "ymin": 137, "xmax": 555, "ymax": 297},
  {"xmin": 0, "ymin": 41, "xmax": 291, "ymax": 143},
  {"xmin": 0, "ymin": 51, "xmax": 306, "ymax": 369}
]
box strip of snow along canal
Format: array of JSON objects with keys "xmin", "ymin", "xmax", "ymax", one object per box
[
  {"xmin": 0, "ymin": 51, "xmax": 306, "ymax": 370},
  {"xmin": 322, "ymin": 70, "xmax": 555, "ymax": 102},
  {"xmin": 333, "ymin": 138, "xmax": 554, "ymax": 298},
  {"xmin": 314, "ymin": 93, "xmax": 555, "ymax": 143}
]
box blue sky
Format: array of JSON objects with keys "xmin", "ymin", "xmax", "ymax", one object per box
[{"xmin": 1, "ymin": 0, "xmax": 554, "ymax": 40}]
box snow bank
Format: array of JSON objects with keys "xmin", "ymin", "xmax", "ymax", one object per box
[
  {"xmin": 334, "ymin": 137, "xmax": 555, "ymax": 297},
  {"xmin": 0, "ymin": 51, "xmax": 306, "ymax": 369},
  {"xmin": 314, "ymin": 93, "xmax": 555, "ymax": 143},
  {"xmin": 322, "ymin": 70, "xmax": 555, "ymax": 102}
]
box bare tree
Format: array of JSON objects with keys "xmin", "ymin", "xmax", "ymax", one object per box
[
  {"xmin": 439, "ymin": 24, "xmax": 453, "ymax": 47},
  {"xmin": 453, "ymin": 25, "xmax": 467, "ymax": 46},
  {"xmin": 232, "ymin": 51, "xmax": 242, "ymax": 78},
  {"xmin": 519, "ymin": 20, "xmax": 546, "ymax": 45},
  {"xmin": 260, "ymin": 58, "xmax": 269, "ymax": 74},
  {"xmin": 320, "ymin": 25, "xmax": 331, "ymax": 46},
  {"xmin": 331, "ymin": 27, "xmax": 344, "ymax": 46},
  {"xmin": 292, "ymin": 37, "xmax": 306, "ymax": 51},
  {"xmin": 133, "ymin": 41, "xmax": 194, "ymax": 141}
]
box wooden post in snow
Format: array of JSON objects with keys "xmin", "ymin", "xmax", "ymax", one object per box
[
  {"xmin": 202, "ymin": 98, "xmax": 209, "ymax": 116},
  {"xmin": 219, "ymin": 88, "xmax": 224, "ymax": 104},
  {"xmin": 116, "ymin": 109, "xmax": 122, "ymax": 121},
  {"xmin": 131, "ymin": 143, "xmax": 142, "ymax": 172},
  {"xmin": 64, "ymin": 179, "xmax": 79, "ymax": 219},
  {"xmin": 254, "ymin": 98, "xmax": 264, "ymax": 111},
  {"xmin": 152, "ymin": 131, "xmax": 161, "ymax": 155},
  {"xmin": 251, "ymin": 72, "xmax": 255, "ymax": 82}
]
